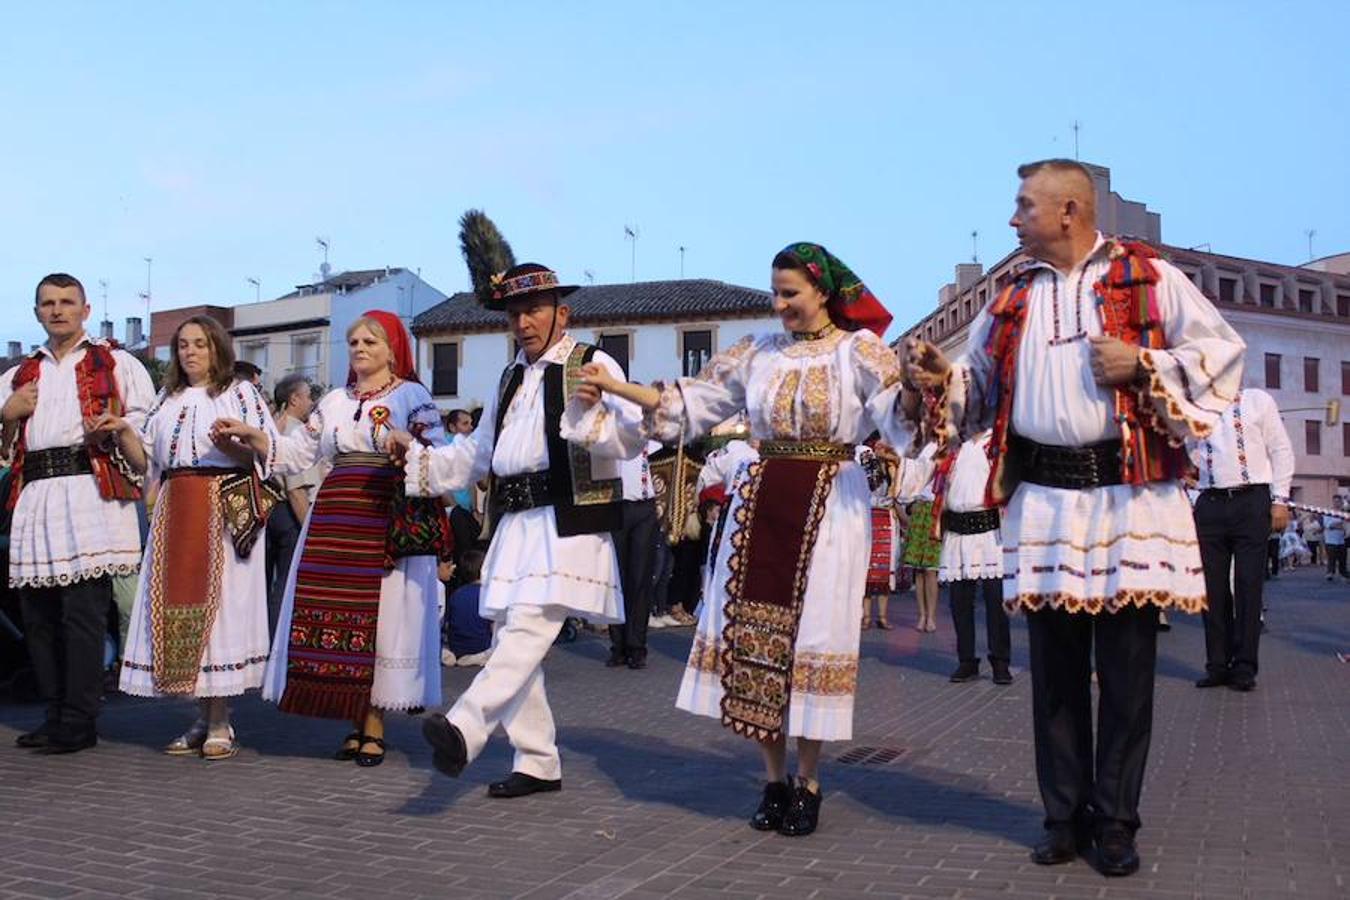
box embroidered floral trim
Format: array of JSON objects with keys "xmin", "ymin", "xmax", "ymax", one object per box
[
  {"xmin": 1007, "ymin": 530, "xmax": 1199, "ymax": 552},
  {"xmin": 1137, "ymin": 349, "xmax": 1215, "ymax": 442},
  {"xmin": 1008, "ymin": 588, "xmax": 1206, "ymax": 615},
  {"xmin": 774, "ymin": 329, "xmax": 846, "ymax": 359},
  {"xmin": 484, "ymin": 570, "xmax": 619, "ymax": 591},
  {"xmin": 641, "ymin": 380, "xmax": 686, "ymax": 443},
  {"xmin": 121, "ymin": 655, "xmax": 267, "ymax": 674},
  {"xmin": 687, "ymin": 636, "xmax": 859, "ymax": 697},
  {"xmin": 9, "ymin": 561, "xmax": 140, "ymax": 589},
  {"xmin": 695, "ymin": 335, "xmax": 756, "ymax": 383}
]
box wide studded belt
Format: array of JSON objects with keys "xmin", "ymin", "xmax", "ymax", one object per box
[
  {"xmin": 494, "ymin": 470, "xmax": 555, "ymax": 512},
  {"xmin": 23, "ymin": 445, "xmax": 93, "ymax": 482},
  {"xmin": 1011, "ymin": 434, "xmax": 1124, "ymax": 490},
  {"xmin": 941, "ymin": 507, "xmax": 1000, "ymax": 535},
  {"xmin": 757, "ymin": 440, "xmax": 854, "ymax": 461}
]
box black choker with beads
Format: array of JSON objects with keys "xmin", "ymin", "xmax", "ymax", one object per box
[{"xmin": 791, "ymin": 323, "xmax": 838, "ymax": 342}]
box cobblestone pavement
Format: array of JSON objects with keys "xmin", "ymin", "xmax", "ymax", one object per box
[{"xmin": 2, "ymin": 568, "xmax": 1346, "ymax": 899}]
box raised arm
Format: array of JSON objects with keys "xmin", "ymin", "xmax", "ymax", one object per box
[
  {"xmin": 401, "ymin": 386, "xmax": 496, "ymax": 497},
  {"xmin": 559, "ymin": 350, "xmax": 649, "ymax": 460}
]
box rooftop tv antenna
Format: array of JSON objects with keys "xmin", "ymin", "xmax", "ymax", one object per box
[{"xmin": 624, "ymin": 225, "xmax": 639, "ymax": 282}]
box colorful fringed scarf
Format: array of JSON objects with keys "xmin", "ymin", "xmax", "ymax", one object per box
[
  {"xmin": 719, "ymin": 457, "xmax": 838, "ymax": 741},
  {"xmin": 279, "ymin": 454, "xmax": 400, "ymax": 721},
  {"xmin": 8, "ymin": 340, "xmax": 142, "ymax": 509},
  {"xmin": 980, "ymin": 239, "xmax": 1188, "ymax": 508}
]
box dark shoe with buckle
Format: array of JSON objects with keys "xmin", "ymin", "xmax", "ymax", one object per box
[
  {"xmin": 355, "ymin": 736, "xmax": 386, "ymax": 768},
  {"xmin": 37, "ymin": 726, "xmax": 98, "ymax": 756},
  {"xmin": 749, "ymin": 780, "xmax": 790, "ymax": 831},
  {"xmin": 626, "ymin": 649, "xmax": 648, "ymax": 670},
  {"xmin": 949, "ymin": 660, "xmax": 980, "ymax": 683},
  {"xmin": 604, "ymin": 648, "xmax": 627, "ymax": 668},
  {"xmin": 1228, "ymin": 669, "xmax": 1256, "ymax": 692},
  {"xmin": 1195, "ymin": 671, "xmax": 1229, "ymax": 688},
  {"xmin": 991, "ymin": 660, "xmax": 1013, "ymax": 685},
  {"xmin": 487, "ymin": 771, "xmax": 562, "ymax": 798},
  {"xmin": 1030, "ymin": 825, "xmax": 1090, "ymax": 865},
  {"xmin": 778, "ymin": 778, "xmax": 822, "ymax": 837},
  {"xmin": 15, "ymin": 722, "xmax": 57, "ymax": 749},
  {"xmin": 422, "ymin": 715, "xmax": 467, "ymax": 777},
  {"xmin": 1095, "ymin": 826, "xmax": 1140, "ymax": 877}
]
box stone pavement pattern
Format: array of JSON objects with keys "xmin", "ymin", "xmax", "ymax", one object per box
[{"xmin": 1, "ymin": 568, "xmax": 1346, "ymax": 899}]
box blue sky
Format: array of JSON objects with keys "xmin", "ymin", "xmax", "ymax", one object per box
[{"xmin": 3, "ymin": 1, "xmax": 1347, "ymax": 349}]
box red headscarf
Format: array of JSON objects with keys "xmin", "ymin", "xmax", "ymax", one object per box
[{"xmin": 347, "ymin": 309, "xmax": 419, "ymax": 386}]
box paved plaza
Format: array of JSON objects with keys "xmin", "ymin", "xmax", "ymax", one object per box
[{"xmin": 2, "ymin": 568, "xmax": 1346, "ymax": 900}]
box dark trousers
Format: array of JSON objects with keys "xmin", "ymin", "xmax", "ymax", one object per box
[
  {"xmin": 19, "ymin": 575, "xmax": 113, "ymax": 733},
  {"xmin": 609, "ymin": 499, "xmax": 659, "ymax": 657},
  {"xmin": 1027, "ymin": 604, "xmax": 1158, "ymax": 835},
  {"xmin": 949, "ymin": 578, "xmax": 1011, "ymax": 664},
  {"xmin": 1266, "ymin": 537, "xmax": 1280, "ymax": 576},
  {"xmin": 670, "ymin": 537, "xmax": 708, "ymax": 614},
  {"xmin": 1194, "ymin": 486, "xmax": 1269, "ymax": 677},
  {"xmin": 265, "ymin": 502, "xmax": 302, "ymax": 641},
  {"xmin": 1327, "ymin": 543, "xmax": 1348, "ymax": 578}
]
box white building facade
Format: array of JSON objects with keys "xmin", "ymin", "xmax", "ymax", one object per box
[{"xmin": 412, "ymin": 279, "xmax": 779, "ymax": 414}]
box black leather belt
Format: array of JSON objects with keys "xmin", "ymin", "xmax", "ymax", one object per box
[
  {"xmin": 494, "ymin": 471, "xmax": 554, "ymax": 513},
  {"xmin": 23, "ymin": 446, "xmax": 93, "ymax": 482},
  {"xmin": 1200, "ymin": 483, "xmax": 1268, "ymax": 499},
  {"xmin": 941, "ymin": 507, "xmax": 1000, "ymax": 535},
  {"xmin": 1011, "ymin": 434, "xmax": 1124, "ymax": 490}
]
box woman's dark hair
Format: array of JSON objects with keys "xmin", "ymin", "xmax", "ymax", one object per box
[
  {"xmin": 163, "ymin": 315, "xmax": 236, "ymax": 396},
  {"xmin": 458, "ymin": 547, "xmax": 486, "ymax": 583},
  {"xmin": 771, "ymin": 250, "xmax": 813, "ymax": 282}
]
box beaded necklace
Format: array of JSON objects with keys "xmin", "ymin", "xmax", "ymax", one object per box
[
  {"xmin": 791, "ymin": 322, "xmax": 837, "ymax": 342},
  {"xmin": 348, "ymin": 374, "xmax": 399, "ymax": 422},
  {"xmin": 1047, "ymin": 271, "xmax": 1088, "ymax": 346}
]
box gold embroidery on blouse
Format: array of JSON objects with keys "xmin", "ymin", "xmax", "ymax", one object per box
[
  {"xmin": 853, "ymin": 332, "xmax": 902, "ymax": 384},
  {"xmin": 769, "ymin": 369, "xmax": 802, "ymax": 439},
  {"xmin": 695, "ymin": 335, "xmax": 756, "ymax": 384},
  {"xmin": 800, "ymin": 365, "xmax": 833, "ymax": 440},
  {"xmin": 777, "ymin": 328, "xmax": 846, "ymax": 359}
]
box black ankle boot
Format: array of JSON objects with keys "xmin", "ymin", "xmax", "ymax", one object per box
[
  {"xmin": 778, "ymin": 777, "xmax": 822, "ymax": 837},
  {"xmin": 749, "ymin": 780, "xmax": 790, "ymax": 831}
]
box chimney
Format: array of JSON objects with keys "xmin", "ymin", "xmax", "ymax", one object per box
[
  {"xmin": 100, "ymin": 319, "xmax": 115, "ymax": 340},
  {"xmin": 125, "ymin": 317, "xmax": 143, "ymax": 347},
  {"xmin": 7, "ymin": 341, "xmax": 22, "ymax": 358},
  {"xmin": 955, "ymin": 263, "xmax": 984, "ymax": 292}
]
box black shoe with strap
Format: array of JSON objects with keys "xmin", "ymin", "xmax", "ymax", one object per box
[
  {"xmin": 333, "ymin": 731, "xmax": 364, "ymax": 761},
  {"xmin": 749, "ymin": 780, "xmax": 790, "ymax": 831},
  {"xmin": 487, "ymin": 771, "xmax": 562, "ymax": 798},
  {"xmin": 778, "ymin": 778, "xmax": 822, "ymax": 837},
  {"xmin": 355, "ymin": 736, "xmax": 386, "ymax": 767},
  {"xmin": 1095, "ymin": 826, "xmax": 1140, "ymax": 877}
]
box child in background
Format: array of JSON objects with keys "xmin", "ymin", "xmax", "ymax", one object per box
[{"xmin": 441, "ymin": 548, "xmax": 492, "ymax": 667}]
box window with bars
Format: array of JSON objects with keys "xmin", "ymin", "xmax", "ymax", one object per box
[
  {"xmin": 1265, "ymin": 353, "xmax": 1282, "ymax": 389},
  {"xmin": 1305, "ymin": 421, "xmax": 1321, "ymax": 456},
  {"xmin": 431, "ymin": 342, "xmax": 458, "ymax": 396},
  {"xmin": 681, "ymin": 330, "xmax": 713, "ymax": 377},
  {"xmin": 598, "ymin": 333, "xmax": 630, "ymax": 378}
]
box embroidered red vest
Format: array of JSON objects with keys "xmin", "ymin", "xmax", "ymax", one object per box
[
  {"xmin": 8, "ymin": 340, "xmax": 143, "ymax": 510},
  {"xmin": 980, "ymin": 239, "xmax": 1190, "ymax": 508}
]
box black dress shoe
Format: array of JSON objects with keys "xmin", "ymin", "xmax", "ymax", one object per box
[
  {"xmin": 421, "ymin": 715, "xmax": 467, "ymax": 777},
  {"xmin": 487, "ymin": 771, "xmax": 562, "ymax": 798},
  {"xmin": 1030, "ymin": 825, "xmax": 1089, "ymax": 865},
  {"xmin": 604, "ymin": 649, "xmax": 627, "ymax": 668},
  {"xmin": 626, "ymin": 650, "xmax": 648, "ymax": 670},
  {"xmin": 1228, "ymin": 670, "xmax": 1256, "ymax": 692},
  {"xmin": 15, "ymin": 722, "xmax": 57, "ymax": 749},
  {"xmin": 1195, "ymin": 672, "xmax": 1229, "ymax": 688},
  {"xmin": 749, "ymin": 780, "xmax": 790, "ymax": 831},
  {"xmin": 991, "ymin": 660, "xmax": 1013, "ymax": 685},
  {"xmin": 949, "ymin": 660, "xmax": 980, "ymax": 683},
  {"xmin": 778, "ymin": 778, "xmax": 822, "ymax": 837},
  {"xmin": 37, "ymin": 728, "xmax": 98, "ymax": 755},
  {"xmin": 1096, "ymin": 827, "xmax": 1140, "ymax": 877}
]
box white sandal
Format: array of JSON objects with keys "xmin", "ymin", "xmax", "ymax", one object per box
[
  {"xmin": 200, "ymin": 725, "xmax": 238, "ymax": 761},
  {"xmin": 163, "ymin": 719, "xmax": 209, "ymax": 756}
]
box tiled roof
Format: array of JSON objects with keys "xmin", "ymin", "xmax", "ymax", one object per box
[
  {"xmin": 278, "ymin": 268, "xmax": 407, "ymax": 299},
  {"xmin": 413, "ymin": 279, "xmax": 771, "ymax": 334}
]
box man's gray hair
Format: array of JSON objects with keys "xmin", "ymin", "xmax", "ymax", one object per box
[{"xmin": 274, "ymin": 373, "xmax": 311, "ymax": 410}]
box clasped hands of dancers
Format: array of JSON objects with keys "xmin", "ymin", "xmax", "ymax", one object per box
[{"xmin": 9, "ymin": 159, "xmax": 1248, "ymax": 878}]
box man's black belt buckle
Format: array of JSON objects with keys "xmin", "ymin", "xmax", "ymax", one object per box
[
  {"xmin": 495, "ymin": 471, "xmax": 553, "ymax": 513},
  {"xmin": 1013, "ymin": 435, "xmax": 1124, "ymax": 491},
  {"xmin": 1201, "ymin": 483, "xmax": 1265, "ymax": 499},
  {"xmin": 942, "ymin": 507, "xmax": 1000, "ymax": 535},
  {"xmin": 23, "ymin": 445, "xmax": 94, "ymax": 483}
]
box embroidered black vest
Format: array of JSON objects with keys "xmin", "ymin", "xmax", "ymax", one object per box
[{"xmin": 491, "ymin": 342, "xmax": 624, "ymax": 537}]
